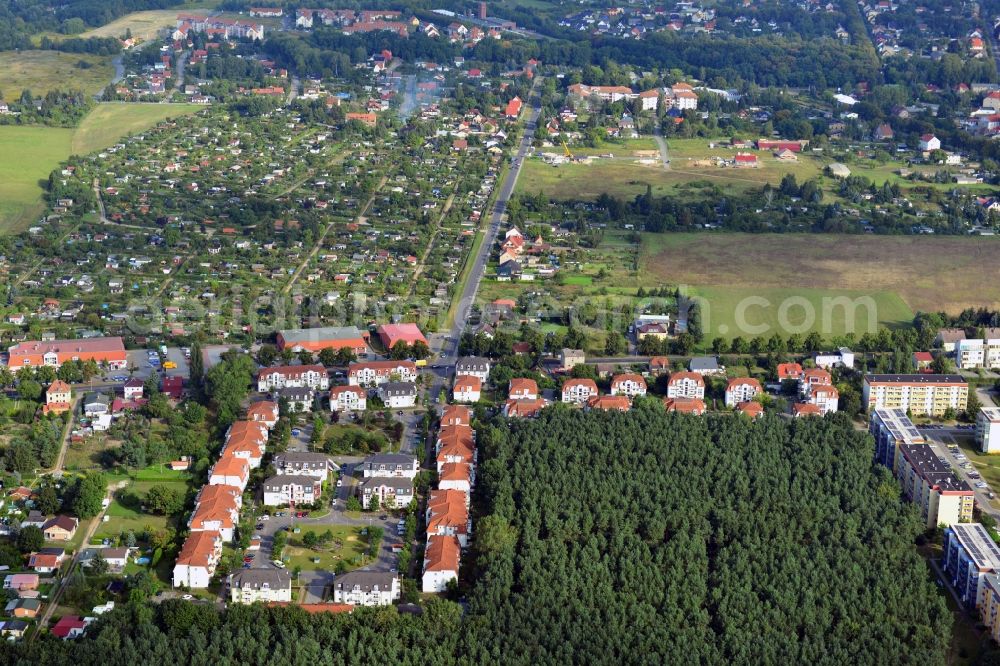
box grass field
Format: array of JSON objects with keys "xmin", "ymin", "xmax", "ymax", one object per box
[
  {"xmin": 72, "ymin": 103, "xmax": 202, "ymax": 155},
  {"xmin": 0, "ymin": 125, "xmax": 74, "ymax": 233},
  {"xmin": 519, "ymin": 137, "xmax": 826, "ymax": 200},
  {"xmin": 0, "ymin": 103, "xmax": 201, "ymax": 233},
  {"xmin": 80, "ymin": 0, "xmax": 222, "ymax": 41},
  {"xmin": 0, "ymin": 51, "xmax": 113, "ymax": 97},
  {"xmin": 639, "ymin": 232, "xmax": 1000, "ymax": 339}
]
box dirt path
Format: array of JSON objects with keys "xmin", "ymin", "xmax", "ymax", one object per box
[
  {"xmin": 406, "ymin": 192, "xmax": 455, "ymax": 297},
  {"xmin": 283, "ymin": 173, "xmax": 388, "ymax": 295}
]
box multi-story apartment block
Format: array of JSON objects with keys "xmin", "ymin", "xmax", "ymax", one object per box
[
  {"xmin": 870, "ymin": 408, "xmax": 926, "ymax": 469},
  {"xmin": 978, "ymin": 407, "xmax": 1000, "ymax": 454},
  {"xmin": 257, "ymin": 365, "xmax": 329, "ymax": 392},
  {"xmin": 332, "ymin": 571, "xmax": 400, "ymax": 606},
  {"xmin": 348, "ymin": 360, "xmax": 417, "ymax": 386},
  {"xmin": 666, "ymin": 372, "xmax": 705, "ymax": 400},
  {"xmin": 894, "ymin": 443, "xmax": 974, "ymax": 528},
  {"xmin": 956, "ymin": 338, "xmax": 986, "ymax": 369},
  {"xmin": 944, "ymin": 523, "xmax": 1000, "ymax": 610},
  {"xmin": 979, "ymin": 573, "xmax": 1000, "ymax": 644},
  {"xmin": 725, "ymin": 378, "xmax": 762, "ymax": 408},
  {"xmin": 862, "ymin": 374, "xmax": 968, "ymax": 416},
  {"xmin": 610, "ymin": 373, "xmax": 647, "ymax": 398},
  {"xmin": 228, "ymin": 569, "xmax": 292, "ymax": 604},
  {"xmin": 562, "ymin": 378, "xmax": 598, "ymax": 404},
  {"xmin": 262, "ymin": 475, "xmax": 322, "ymax": 506}
]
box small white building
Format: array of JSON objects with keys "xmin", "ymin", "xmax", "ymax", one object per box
[{"xmin": 813, "ymin": 347, "xmax": 854, "ymax": 369}]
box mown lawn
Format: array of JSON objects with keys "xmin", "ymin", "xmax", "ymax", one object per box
[{"xmin": 71, "ymin": 103, "xmax": 203, "ymax": 155}]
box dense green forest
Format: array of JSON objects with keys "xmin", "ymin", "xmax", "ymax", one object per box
[
  {"xmin": 1, "ymin": 410, "xmax": 951, "ymax": 664},
  {"xmin": 461, "ymin": 406, "xmax": 950, "ymax": 664}
]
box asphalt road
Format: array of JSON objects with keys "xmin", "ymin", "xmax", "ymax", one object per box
[
  {"xmin": 918, "ymin": 426, "xmax": 1000, "ymax": 521},
  {"xmin": 439, "ymin": 81, "xmax": 542, "ymax": 360}
]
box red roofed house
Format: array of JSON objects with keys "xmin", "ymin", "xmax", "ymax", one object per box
[
  {"xmin": 426, "ymin": 490, "xmax": 471, "ymax": 547},
  {"xmin": 51, "ymin": 615, "xmax": 89, "ymax": 640},
  {"xmin": 330, "ymin": 385, "xmax": 367, "ymax": 412},
  {"xmin": 505, "ymin": 96, "xmax": 523, "ymax": 119},
  {"xmin": 804, "ymin": 384, "xmax": 839, "ymax": 414},
  {"xmin": 663, "ymin": 397, "xmax": 706, "ymax": 415},
  {"xmin": 508, "ymin": 378, "xmax": 538, "ymax": 400},
  {"xmin": 913, "ymin": 351, "xmax": 934, "ymax": 371},
  {"xmin": 666, "ymin": 372, "xmax": 704, "ymax": 399},
  {"xmin": 43, "ymin": 380, "xmax": 72, "ymax": 415},
  {"xmin": 777, "ymin": 363, "xmax": 804, "ymax": 383},
  {"xmin": 610, "ymin": 373, "xmax": 647, "ymax": 397},
  {"xmin": 453, "ymin": 375, "xmax": 482, "ymax": 403},
  {"xmin": 919, "ymin": 134, "xmax": 941, "ymax": 151},
  {"xmin": 162, "ymin": 376, "xmax": 183, "ymax": 399},
  {"xmin": 725, "ymin": 378, "xmax": 762, "ymax": 407},
  {"xmin": 586, "ymin": 395, "xmax": 632, "ymax": 412},
  {"xmin": 649, "ymin": 356, "xmax": 670, "ymax": 374},
  {"xmin": 737, "ymin": 401, "xmax": 764, "ymax": 418},
  {"xmin": 349, "ymin": 360, "xmax": 417, "ymax": 386},
  {"xmin": 734, "ymin": 153, "xmax": 758, "ymax": 168},
  {"xmin": 792, "ymin": 402, "xmax": 822, "ymax": 417},
  {"xmin": 377, "ymin": 323, "xmax": 428, "ymax": 351},
  {"xmin": 257, "ymin": 365, "xmax": 329, "ymax": 392},
  {"xmin": 503, "ymin": 398, "xmax": 547, "ymax": 418},
  {"xmin": 562, "ymin": 378, "xmax": 598, "ymax": 404},
  {"xmin": 247, "ymin": 401, "xmax": 279, "ymax": 428},
  {"xmin": 422, "ymin": 535, "xmax": 460, "ymax": 592},
  {"xmin": 173, "ymin": 530, "xmax": 223, "ymax": 588},
  {"xmin": 208, "ymin": 454, "xmax": 250, "ymax": 491}
]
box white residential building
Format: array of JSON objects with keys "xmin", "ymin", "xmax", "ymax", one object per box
[
  {"xmin": 454, "ymin": 357, "xmax": 491, "ymax": 382},
  {"xmin": 228, "ymin": 569, "xmax": 292, "ymax": 604},
  {"xmin": 348, "ymin": 361, "xmax": 417, "ymax": 386},
  {"xmin": 262, "ymin": 475, "xmax": 322, "ymax": 506},
  {"xmin": 725, "ymin": 378, "xmax": 762, "ymax": 407},
  {"xmin": 329, "ymin": 385, "xmax": 367, "ymax": 412},
  {"xmin": 257, "ymin": 365, "xmax": 329, "ymax": 392},
  {"xmin": 978, "ymin": 407, "xmax": 1000, "ymax": 453},
  {"xmin": 609, "ymin": 373, "xmax": 647, "ymax": 397},
  {"xmin": 562, "ymin": 378, "xmax": 598, "ymax": 404},
  {"xmin": 666, "ymin": 372, "xmax": 705, "ymax": 400},
  {"xmin": 332, "ymin": 571, "xmax": 400, "ymax": 606},
  {"xmin": 378, "ymin": 381, "xmax": 417, "ymax": 408}
]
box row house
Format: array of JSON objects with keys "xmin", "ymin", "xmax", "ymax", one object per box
[
  {"xmin": 361, "ymin": 453, "xmax": 419, "ymax": 479},
  {"xmin": 426, "ymin": 489, "xmax": 471, "ymax": 548},
  {"xmin": 172, "ymin": 530, "xmax": 223, "ymax": 589}
]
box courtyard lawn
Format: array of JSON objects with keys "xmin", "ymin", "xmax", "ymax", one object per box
[{"xmin": 281, "ymin": 525, "xmax": 374, "ymax": 572}]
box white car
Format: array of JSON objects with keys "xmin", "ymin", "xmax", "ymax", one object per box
[
  {"xmin": 272, "ymin": 560, "xmax": 285, "ymax": 568},
  {"xmin": 259, "ymin": 515, "xmax": 270, "ymax": 521},
  {"xmin": 182, "ymin": 594, "xmax": 193, "ymax": 600}
]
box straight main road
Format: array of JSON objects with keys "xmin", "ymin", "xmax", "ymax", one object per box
[{"xmin": 437, "ymin": 81, "xmax": 542, "ymax": 360}]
